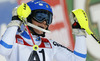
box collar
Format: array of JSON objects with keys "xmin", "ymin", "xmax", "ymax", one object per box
[{"xmin": 21, "ymin": 30, "xmax": 41, "ymax": 41}]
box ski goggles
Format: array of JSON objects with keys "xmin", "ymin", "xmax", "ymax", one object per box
[{"xmin": 32, "ymin": 10, "xmax": 53, "ymax": 25}]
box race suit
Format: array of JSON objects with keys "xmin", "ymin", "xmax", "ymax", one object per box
[{"xmin": 0, "ymin": 26, "xmax": 87, "ymax": 61}]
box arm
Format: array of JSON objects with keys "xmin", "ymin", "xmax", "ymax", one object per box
[
  {"xmin": 0, "ymin": 3, "xmax": 31, "ymax": 56},
  {"xmin": 0, "ymin": 6, "xmax": 21, "ymax": 56},
  {"xmin": 0, "ymin": 26, "xmax": 18, "ymax": 56},
  {"xmin": 53, "ymin": 35, "xmax": 87, "ymax": 61},
  {"xmin": 53, "ymin": 9, "xmax": 88, "ymax": 61},
  {"xmin": 74, "ymin": 35, "xmax": 87, "ymax": 59}
]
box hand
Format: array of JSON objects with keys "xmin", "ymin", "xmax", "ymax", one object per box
[
  {"xmin": 17, "ymin": 3, "xmax": 31, "ymax": 21},
  {"xmin": 70, "ymin": 9, "xmax": 87, "ymax": 36},
  {"xmin": 12, "ymin": 6, "xmax": 21, "ymax": 21},
  {"xmin": 72, "ymin": 9, "xmax": 93, "ymax": 35},
  {"xmin": 7, "ymin": 6, "xmax": 21, "ymax": 28}
]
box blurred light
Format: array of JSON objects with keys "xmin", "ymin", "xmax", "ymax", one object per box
[{"xmin": 0, "ymin": 0, "xmax": 9, "ymax": 3}]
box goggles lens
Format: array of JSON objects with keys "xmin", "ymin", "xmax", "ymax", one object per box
[{"xmin": 32, "ymin": 10, "xmax": 52, "ymax": 25}]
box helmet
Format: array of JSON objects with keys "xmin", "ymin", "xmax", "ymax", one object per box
[
  {"xmin": 27, "ymin": 0, "xmax": 53, "ymax": 14},
  {"xmin": 27, "ymin": 0, "xmax": 53, "ymax": 25}
]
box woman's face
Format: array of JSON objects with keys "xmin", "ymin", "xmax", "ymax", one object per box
[{"xmin": 31, "ymin": 19, "xmax": 48, "ymax": 34}]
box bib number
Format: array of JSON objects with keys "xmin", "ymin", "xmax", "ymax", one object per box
[{"xmin": 28, "ymin": 49, "xmax": 45, "ymax": 61}]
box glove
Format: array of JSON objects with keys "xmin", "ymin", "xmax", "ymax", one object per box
[
  {"xmin": 72, "ymin": 9, "xmax": 93, "ymax": 35},
  {"xmin": 7, "ymin": 3, "xmax": 31, "ymax": 28},
  {"xmin": 70, "ymin": 9, "xmax": 87, "ymax": 37},
  {"xmin": 7, "ymin": 6, "xmax": 22, "ymax": 28},
  {"xmin": 17, "ymin": 3, "xmax": 31, "ymax": 21}
]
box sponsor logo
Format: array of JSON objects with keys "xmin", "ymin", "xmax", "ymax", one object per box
[{"xmin": 17, "ymin": 38, "xmax": 24, "ymax": 44}]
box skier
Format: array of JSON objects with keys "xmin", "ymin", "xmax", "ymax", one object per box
[{"xmin": 0, "ymin": 0, "xmax": 87, "ymax": 61}]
